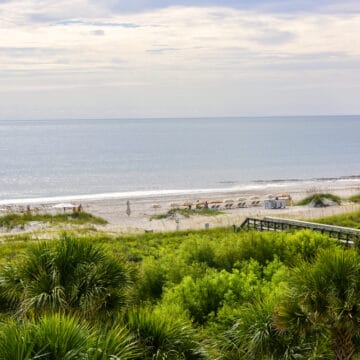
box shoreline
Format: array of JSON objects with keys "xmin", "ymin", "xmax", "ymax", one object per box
[
  {"xmin": 1, "ymin": 178, "xmax": 359, "ymax": 234},
  {"xmin": 1, "ymin": 176, "xmax": 360, "ymax": 206}
]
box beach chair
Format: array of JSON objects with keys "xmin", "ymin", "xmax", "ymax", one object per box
[{"xmin": 237, "ymin": 201, "xmax": 246, "ymax": 208}]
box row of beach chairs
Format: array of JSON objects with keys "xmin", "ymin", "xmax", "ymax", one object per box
[{"xmin": 176, "ymin": 198, "xmax": 263, "ymax": 210}]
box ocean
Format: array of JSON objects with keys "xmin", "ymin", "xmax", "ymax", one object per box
[{"xmin": 1, "ymin": 116, "xmax": 360, "ymax": 203}]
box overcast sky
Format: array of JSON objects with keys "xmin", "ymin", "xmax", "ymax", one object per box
[{"xmin": 1, "ymin": 0, "xmax": 360, "ymax": 119}]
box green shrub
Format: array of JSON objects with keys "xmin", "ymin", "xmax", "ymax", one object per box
[
  {"xmin": 223, "ymin": 296, "xmax": 323, "ymax": 359},
  {"xmin": 126, "ymin": 306, "xmax": 207, "ymax": 359},
  {"xmin": 0, "ymin": 314, "xmax": 139, "ymax": 360},
  {"xmin": 89, "ymin": 324, "xmax": 140, "ymax": 360},
  {"xmin": 212, "ymin": 230, "xmax": 339, "ymax": 270},
  {"xmin": 133, "ymin": 257, "xmax": 167, "ymax": 302},
  {"xmin": 180, "ymin": 237, "xmax": 216, "ymax": 268},
  {"xmin": 163, "ymin": 261, "xmax": 268, "ymax": 324},
  {"xmin": 0, "ymin": 234, "xmax": 131, "ymax": 318}
]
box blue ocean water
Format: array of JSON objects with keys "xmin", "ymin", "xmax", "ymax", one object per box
[{"xmin": 0, "ymin": 116, "xmax": 359, "ymax": 202}]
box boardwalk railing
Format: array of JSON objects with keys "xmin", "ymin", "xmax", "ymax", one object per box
[{"xmin": 240, "ymin": 217, "xmax": 360, "ymax": 246}]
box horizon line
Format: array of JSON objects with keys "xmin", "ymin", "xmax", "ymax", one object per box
[{"xmin": 1, "ymin": 114, "xmax": 360, "ymax": 122}]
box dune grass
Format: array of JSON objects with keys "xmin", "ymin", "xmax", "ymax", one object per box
[
  {"xmin": 313, "ymin": 210, "xmax": 360, "ymax": 229},
  {"xmin": 0, "ymin": 211, "xmax": 107, "ymax": 230},
  {"xmin": 150, "ymin": 208, "xmax": 223, "ymax": 220},
  {"xmin": 297, "ymin": 193, "xmax": 341, "ymax": 206},
  {"xmin": 349, "ymin": 193, "xmax": 360, "ymax": 204}
]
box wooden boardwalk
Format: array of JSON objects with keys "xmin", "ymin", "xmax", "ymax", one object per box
[{"xmin": 239, "ymin": 217, "xmax": 360, "ymax": 246}]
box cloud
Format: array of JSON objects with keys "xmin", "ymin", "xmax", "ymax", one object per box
[
  {"xmin": 0, "ymin": 46, "xmax": 66, "ymax": 55},
  {"xmin": 251, "ymin": 29, "xmax": 296, "ymax": 45},
  {"xmin": 1, "ymin": 2, "xmax": 360, "ymax": 118},
  {"xmin": 91, "ymin": 0, "xmax": 360, "ymax": 14},
  {"xmin": 146, "ymin": 47, "xmax": 179, "ymax": 54},
  {"xmin": 55, "ymin": 19, "xmax": 139, "ymax": 27},
  {"xmin": 91, "ymin": 29, "xmax": 105, "ymax": 36}
]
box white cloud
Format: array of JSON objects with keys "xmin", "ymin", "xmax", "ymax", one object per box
[{"xmin": 0, "ymin": 2, "xmax": 360, "ymax": 118}]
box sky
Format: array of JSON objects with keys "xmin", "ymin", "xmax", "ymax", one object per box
[{"xmin": 0, "ymin": 0, "xmax": 360, "ymax": 119}]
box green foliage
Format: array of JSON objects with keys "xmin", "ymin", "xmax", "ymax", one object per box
[
  {"xmin": 183, "ymin": 230, "xmax": 339, "ymax": 270},
  {"xmin": 125, "ymin": 229, "xmax": 339, "ymax": 305},
  {"xmin": 275, "ymin": 249, "xmax": 360, "ymax": 359},
  {"xmin": 297, "ymin": 193, "xmax": 341, "ymax": 206},
  {"xmin": 0, "ymin": 235, "xmax": 131, "ymax": 318},
  {"xmin": 181, "ymin": 237, "xmax": 216, "ymax": 268},
  {"xmin": 150, "ymin": 208, "xmax": 223, "ymax": 220},
  {"xmin": 0, "ymin": 211, "xmax": 107, "ymax": 230},
  {"xmin": 88, "ymin": 324, "xmax": 140, "ymax": 360},
  {"xmin": 0, "ymin": 313, "xmax": 139, "ymax": 360},
  {"xmin": 133, "ymin": 257, "xmax": 167, "ymax": 302},
  {"xmin": 163, "ymin": 259, "xmax": 287, "ymax": 325},
  {"xmin": 224, "ymin": 297, "xmax": 306, "ymax": 359},
  {"xmin": 126, "ymin": 306, "xmax": 207, "ymax": 359},
  {"xmin": 0, "ymin": 224, "xmax": 355, "ymax": 358}
]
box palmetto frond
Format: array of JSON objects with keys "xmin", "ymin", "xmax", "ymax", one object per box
[
  {"xmin": 0, "ymin": 234, "xmax": 131, "ymax": 319},
  {"xmin": 274, "ymin": 249, "xmax": 360, "ymax": 360}
]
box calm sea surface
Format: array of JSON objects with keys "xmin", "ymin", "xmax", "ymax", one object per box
[{"xmin": 0, "ymin": 116, "xmax": 359, "ymax": 202}]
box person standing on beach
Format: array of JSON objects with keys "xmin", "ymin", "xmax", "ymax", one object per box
[{"xmin": 126, "ymin": 200, "xmax": 131, "ymax": 216}]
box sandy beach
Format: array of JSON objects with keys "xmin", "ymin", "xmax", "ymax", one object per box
[{"xmin": 1, "ymin": 179, "xmax": 359, "ymax": 235}]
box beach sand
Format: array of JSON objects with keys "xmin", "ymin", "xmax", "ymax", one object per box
[
  {"xmin": 1, "ymin": 179, "xmax": 359, "ymax": 235},
  {"xmin": 7, "ymin": 179, "xmax": 358, "ymax": 234}
]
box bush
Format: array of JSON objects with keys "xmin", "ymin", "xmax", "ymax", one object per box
[
  {"xmin": 223, "ymin": 296, "xmax": 321, "ymax": 359},
  {"xmin": 162, "ymin": 259, "xmax": 285, "ymax": 325},
  {"xmin": 133, "ymin": 257, "xmax": 167, "ymax": 302},
  {"xmin": 0, "ymin": 234, "xmax": 131, "ymax": 318},
  {"xmin": 126, "ymin": 306, "xmax": 207, "ymax": 359},
  {"xmin": 0, "ymin": 314, "xmax": 139, "ymax": 360}
]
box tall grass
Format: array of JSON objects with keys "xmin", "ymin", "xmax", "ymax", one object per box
[
  {"xmin": 150, "ymin": 208, "xmax": 223, "ymax": 220},
  {"xmin": 313, "ymin": 210, "xmax": 360, "ymax": 229},
  {"xmin": 0, "ymin": 212, "xmax": 107, "ymax": 230},
  {"xmin": 297, "ymin": 193, "xmax": 341, "ymax": 206},
  {"xmin": 349, "ymin": 193, "xmax": 360, "ymax": 204}
]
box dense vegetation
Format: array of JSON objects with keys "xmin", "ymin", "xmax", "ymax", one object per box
[
  {"xmin": 0, "ymin": 211, "xmax": 107, "ymax": 230},
  {"xmin": 1, "ymin": 222, "xmax": 360, "ymax": 359}
]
